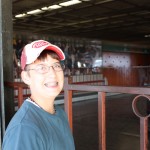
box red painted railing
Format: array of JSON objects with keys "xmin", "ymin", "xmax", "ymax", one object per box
[
  {"xmin": 5, "ymin": 76, "xmax": 150, "ymax": 150},
  {"xmin": 64, "ymin": 77, "xmax": 150, "ymax": 150}
]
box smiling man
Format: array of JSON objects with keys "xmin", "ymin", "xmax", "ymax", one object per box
[{"xmin": 2, "ymin": 40, "xmax": 75, "ymax": 150}]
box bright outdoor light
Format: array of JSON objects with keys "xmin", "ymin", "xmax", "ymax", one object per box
[
  {"xmin": 48, "ymin": 5, "xmax": 62, "ymax": 9},
  {"xmin": 60, "ymin": 0, "xmax": 81, "ymax": 7},
  {"xmin": 15, "ymin": 13, "xmax": 27, "ymax": 18},
  {"xmin": 27, "ymin": 9, "xmax": 43, "ymax": 15}
]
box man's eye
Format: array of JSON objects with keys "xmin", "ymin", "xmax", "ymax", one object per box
[
  {"xmin": 37, "ymin": 66, "xmax": 47, "ymax": 70},
  {"xmin": 41, "ymin": 66, "xmax": 47, "ymax": 70},
  {"xmin": 54, "ymin": 64, "xmax": 61, "ymax": 68}
]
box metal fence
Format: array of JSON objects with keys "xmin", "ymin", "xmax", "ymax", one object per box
[
  {"xmin": 3, "ymin": 76, "xmax": 150, "ymax": 150},
  {"xmin": 64, "ymin": 77, "xmax": 150, "ymax": 150}
]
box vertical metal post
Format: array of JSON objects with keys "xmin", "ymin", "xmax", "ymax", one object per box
[
  {"xmin": 132, "ymin": 95, "xmax": 150, "ymax": 150},
  {"xmin": 98, "ymin": 92, "xmax": 106, "ymax": 150},
  {"xmin": 0, "ymin": 36, "xmax": 5, "ymax": 149},
  {"xmin": 18, "ymin": 86, "xmax": 24, "ymax": 107},
  {"xmin": 0, "ymin": 0, "xmax": 13, "ymax": 147},
  {"xmin": 64, "ymin": 77, "xmax": 73, "ymax": 131},
  {"xmin": 0, "ymin": 0, "xmax": 5, "ymax": 146},
  {"xmin": 140, "ymin": 117, "xmax": 148, "ymax": 150}
]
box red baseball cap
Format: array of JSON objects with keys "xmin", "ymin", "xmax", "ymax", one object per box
[{"xmin": 21, "ymin": 40, "xmax": 65, "ymax": 70}]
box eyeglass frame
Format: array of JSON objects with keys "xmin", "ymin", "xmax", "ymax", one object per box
[{"xmin": 25, "ymin": 62, "xmax": 65, "ymax": 74}]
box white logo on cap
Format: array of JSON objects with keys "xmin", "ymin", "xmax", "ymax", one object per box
[{"xmin": 32, "ymin": 41, "xmax": 49, "ymax": 48}]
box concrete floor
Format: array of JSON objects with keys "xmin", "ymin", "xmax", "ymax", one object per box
[{"xmin": 69, "ymin": 93, "xmax": 147, "ymax": 150}]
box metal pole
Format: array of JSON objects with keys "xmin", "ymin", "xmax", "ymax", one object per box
[
  {"xmin": 0, "ymin": 48, "xmax": 5, "ymax": 148},
  {"xmin": 98, "ymin": 92, "xmax": 106, "ymax": 150},
  {"xmin": 140, "ymin": 118, "xmax": 148, "ymax": 150},
  {"xmin": 0, "ymin": 0, "xmax": 13, "ymax": 147},
  {"xmin": 132, "ymin": 95, "xmax": 150, "ymax": 150},
  {"xmin": 0, "ymin": 0, "xmax": 5, "ymax": 146},
  {"xmin": 64, "ymin": 77, "xmax": 73, "ymax": 131}
]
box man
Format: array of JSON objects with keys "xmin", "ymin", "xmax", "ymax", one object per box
[{"xmin": 2, "ymin": 40, "xmax": 75, "ymax": 150}]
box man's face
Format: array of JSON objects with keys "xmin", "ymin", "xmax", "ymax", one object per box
[{"xmin": 24, "ymin": 55, "xmax": 64, "ymax": 100}]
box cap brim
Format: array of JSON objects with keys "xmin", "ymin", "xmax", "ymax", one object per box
[{"xmin": 45, "ymin": 45, "xmax": 65, "ymax": 60}]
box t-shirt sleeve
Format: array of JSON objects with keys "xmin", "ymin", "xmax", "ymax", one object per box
[{"xmin": 2, "ymin": 124, "xmax": 45, "ymax": 150}]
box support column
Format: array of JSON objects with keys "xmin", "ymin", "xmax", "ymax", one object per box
[{"xmin": 0, "ymin": 0, "xmax": 14, "ymax": 144}]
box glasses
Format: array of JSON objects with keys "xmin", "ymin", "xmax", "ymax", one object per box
[{"xmin": 26, "ymin": 62, "xmax": 65, "ymax": 74}]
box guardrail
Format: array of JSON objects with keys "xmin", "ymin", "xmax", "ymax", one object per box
[
  {"xmin": 64, "ymin": 77, "xmax": 150, "ymax": 150},
  {"xmin": 5, "ymin": 77, "xmax": 105, "ymax": 108}
]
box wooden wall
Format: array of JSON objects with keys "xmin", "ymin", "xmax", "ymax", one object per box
[{"xmin": 102, "ymin": 52, "xmax": 150, "ymax": 86}]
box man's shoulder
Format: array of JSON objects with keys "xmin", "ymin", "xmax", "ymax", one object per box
[{"xmin": 6, "ymin": 101, "xmax": 36, "ymax": 130}]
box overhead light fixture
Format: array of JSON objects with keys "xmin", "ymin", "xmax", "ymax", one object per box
[
  {"xmin": 144, "ymin": 34, "xmax": 150, "ymax": 38},
  {"xmin": 41, "ymin": 7, "xmax": 49, "ymax": 11},
  {"xmin": 15, "ymin": 0, "xmax": 82, "ymax": 18},
  {"xmin": 15, "ymin": 13, "xmax": 27, "ymax": 18},
  {"xmin": 60, "ymin": 0, "xmax": 81, "ymax": 7},
  {"xmin": 27, "ymin": 9, "xmax": 43, "ymax": 15},
  {"xmin": 42, "ymin": 5, "xmax": 62, "ymax": 10},
  {"xmin": 48, "ymin": 5, "xmax": 62, "ymax": 9}
]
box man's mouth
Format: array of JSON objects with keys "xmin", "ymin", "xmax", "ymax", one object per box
[{"xmin": 44, "ymin": 81, "xmax": 58, "ymax": 87}]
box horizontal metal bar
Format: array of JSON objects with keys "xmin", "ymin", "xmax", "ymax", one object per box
[{"xmin": 64, "ymin": 84, "xmax": 150, "ymax": 95}]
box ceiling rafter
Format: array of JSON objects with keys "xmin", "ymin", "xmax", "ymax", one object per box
[{"xmin": 13, "ymin": 0, "xmax": 150, "ymax": 46}]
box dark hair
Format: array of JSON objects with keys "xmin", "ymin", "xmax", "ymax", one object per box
[
  {"xmin": 24, "ymin": 50, "xmax": 60, "ymax": 71},
  {"xmin": 37, "ymin": 50, "xmax": 60, "ymax": 61}
]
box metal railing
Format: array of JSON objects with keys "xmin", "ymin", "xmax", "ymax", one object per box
[
  {"xmin": 64, "ymin": 77, "xmax": 150, "ymax": 150},
  {"xmin": 4, "ymin": 76, "xmax": 150, "ymax": 150},
  {"xmin": 5, "ymin": 76, "xmax": 105, "ymax": 108}
]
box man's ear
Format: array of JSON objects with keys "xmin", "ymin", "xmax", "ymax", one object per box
[{"xmin": 21, "ymin": 71, "xmax": 31, "ymax": 85}]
